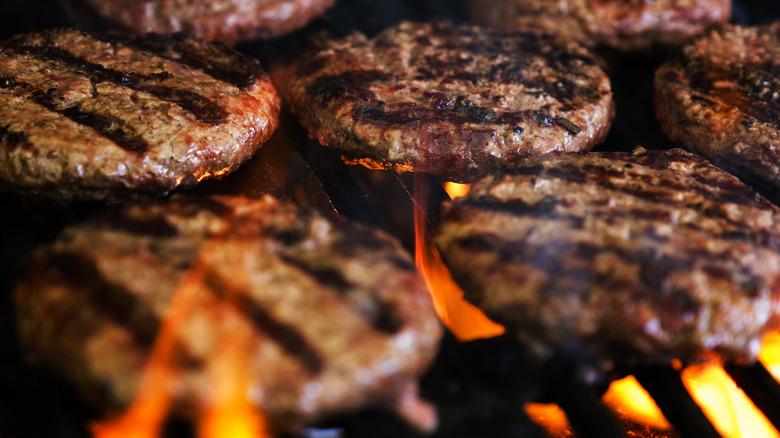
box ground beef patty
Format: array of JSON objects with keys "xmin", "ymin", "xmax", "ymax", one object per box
[
  {"xmin": 0, "ymin": 28, "xmax": 280, "ymax": 202},
  {"xmin": 284, "ymin": 20, "xmax": 614, "ymax": 183},
  {"xmin": 435, "ymin": 148, "xmax": 780, "ymax": 372},
  {"xmin": 656, "ymin": 22, "xmax": 780, "ymax": 201},
  {"xmin": 14, "ymin": 194, "xmax": 442, "ymax": 433},
  {"xmin": 467, "ymin": 0, "xmax": 731, "ymax": 52},
  {"xmin": 69, "ymin": 0, "xmax": 334, "ymax": 46}
]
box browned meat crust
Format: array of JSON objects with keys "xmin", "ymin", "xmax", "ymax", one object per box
[
  {"xmin": 284, "ymin": 20, "xmax": 614, "ymax": 183},
  {"xmin": 467, "ymin": 0, "xmax": 731, "ymax": 51},
  {"xmin": 435, "ymin": 148, "xmax": 780, "ymax": 372},
  {"xmin": 0, "ymin": 28, "xmax": 280, "ymax": 202},
  {"xmin": 656, "ymin": 22, "xmax": 780, "ymax": 199},
  {"xmin": 75, "ymin": 0, "xmax": 335, "ymax": 46},
  {"xmin": 14, "ymin": 195, "xmax": 442, "ymax": 432}
]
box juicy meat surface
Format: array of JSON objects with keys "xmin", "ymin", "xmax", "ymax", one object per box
[
  {"xmin": 435, "ymin": 148, "xmax": 780, "ymax": 371},
  {"xmin": 0, "ymin": 28, "xmax": 280, "ymax": 202},
  {"xmin": 14, "ymin": 195, "xmax": 442, "ymax": 433},
  {"xmin": 78, "ymin": 0, "xmax": 335, "ymax": 46},
  {"xmin": 285, "ymin": 20, "xmax": 614, "ymax": 183},
  {"xmin": 467, "ymin": 0, "xmax": 731, "ymax": 51},
  {"xmin": 656, "ymin": 22, "xmax": 780, "ymax": 200}
]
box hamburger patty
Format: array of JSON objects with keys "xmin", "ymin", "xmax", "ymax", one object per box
[
  {"xmin": 14, "ymin": 195, "xmax": 442, "ymax": 433},
  {"xmin": 467, "ymin": 0, "xmax": 731, "ymax": 52},
  {"xmin": 284, "ymin": 20, "xmax": 614, "ymax": 183},
  {"xmin": 435, "ymin": 148, "xmax": 780, "ymax": 371},
  {"xmin": 73, "ymin": 0, "xmax": 335, "ymax": 46},
  {"xmin": 656, "ymin": 22, "xmax": 780, "ymax": 200},
  {"xmin": 0, "ymin": 28, "xmax": 280, "ymax": 202}
]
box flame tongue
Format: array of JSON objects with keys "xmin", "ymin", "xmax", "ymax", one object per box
[
  {"xmin": 413, "ymin": 176, "xmax": 504, "ymax": 341},
  {"xmin": 198, "ymin": 307, "xmax": 266, "ymax": 438},
  {"xmin": 92, "ymin": 242, "xmax": 269, "ymax": 438},
  {"xmin": 91, "ymin": 251, "xmax": 205, "ymax": 438}
]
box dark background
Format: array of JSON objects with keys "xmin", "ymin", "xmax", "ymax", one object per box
[{"xmin": 2, "ymin": 1, "xmax": 780, "ymax": 437}]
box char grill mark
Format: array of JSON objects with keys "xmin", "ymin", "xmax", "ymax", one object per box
[
  {"xmin": 352, "ymin": 102, "xmax": 582, "ymax": 133},
  {"xmin": 2, "ymin": 39, "xmax": 229, "ymax": 125},
  {"xmin": 3, "ymin": 75, "xmax": 153, "ymax": 155},
  {"xmin": 453, "ymin": 232, "xmax": 765, "ymax": 299},
  {"xmin": 679, "ymin": 58, "xmax": 780, "ymax": 129},
  {"xmin": 508, "ymin": 159, "xmax": 760, "ymax": 211},
  {"xmin": 308, "ymin": 70, "xmax": 390, "ymax": 104},
  {"xmin": 450, "ymin": 195, "xmax": 780, "ymax": 251},
  {"xmin": 0, "ymin": 123, "xmax": 31, "ymax": 151},
  {"xmin": 115, "ymin": 33, "xmax": 265, "ymax": 91},
  {"xmin": 278, "ymin": 255, "xmax": 405, "ymax": 334},
  {"xmin": 41, "ymin": 252, "xmax": 161, "ymax": 350},
  {"xmin": 206, "ymin": 271, "xmax": 325, "ymax": 375},
  {"xmin": 133, "ymin": 85, "xmax": 228, "ymax": 125},
  {"xmin": 24, "ymin": 87, "xmax": 151, "ymax": 155},
  {"xmin": 57, "ymin": 105, "xmax": 149, "ymax": 155}
]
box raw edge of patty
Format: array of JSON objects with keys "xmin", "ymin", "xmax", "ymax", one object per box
[
  {"xmin": 466, "ymin": 0, "xmax": 731, "ymax": 52},
  {"xmin": 14, "ymin": 194, "xmax": 443, "ymax": 433},
  {"xmin": 655, "ymin": 21, "xmax": 780, "ymax": 201},
  {"xmin": 285, "ymin": 20, "xmax": 614, "ymax": 183},
  {"xmin": 434, "ymin": 147, "xmax": 780, "ymax": 372},
  {"xmin": 0, "ymin": 28, "xmax": 281, "ymax": 202}
]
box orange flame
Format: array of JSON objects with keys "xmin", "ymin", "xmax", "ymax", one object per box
[
  {"xmin": 682, "ymin": 363, "xmax": 778, "ymax": 438},
  {"xmin": 92, "ymin": 243, "xmax": 270, "ymax": 438},
  {"xmin": 524, "ymin": 403, "xmax": 571, "ymax": 436},
  {"xmin": 198, "ymin": 308, "xmax": 267, "ymax": 438},
  {"xmin": 413, "ymin": 176, "xmax": 504, "ymax": 341},
  {"xmin": 759, "ymin": 331, "xmax": 780, "ymax": 380},
  {"xmin": 443, "ymin": 182, "xmax": 471, "ymax": 200},
  {"xmin": 603, "ymin": 375, "xmax": 670, "ymax": 429},
  {"xmin": 530, "ymin": 333, "xmax": 780, "ymax": 438}
]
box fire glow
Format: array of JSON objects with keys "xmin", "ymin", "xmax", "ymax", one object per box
[
  {"xmin": 92, "ymin": 244, "xmax": 269, "ymax": 438},
  {"xmin": 414, "ymin": 178, "xmax": 504, "ymax": 341},
  {"xmin": 415, "ymin": 176, "xmax": 780, "ymax": 438}
]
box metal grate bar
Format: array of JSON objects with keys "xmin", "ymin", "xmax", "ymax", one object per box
[
  {"xmin": 292, "ymin": 131, "xmax": 386, "ymax": 229},
  {"xmin": 725, "ymin": 361, "xmax": 780, "ymax": 434},
  {"xmin": 540, "ymin": 355, "xmax": 626, "ymax": 438},
  {"xmin": 634, "ymin": 365, "xmax": 722, "ymax": 438}
]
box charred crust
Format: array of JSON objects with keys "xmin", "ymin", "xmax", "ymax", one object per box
[
  {"xmin": 3, "ymin": 39, "xmax": 230, "ymax": 126},
  {"xmin": 206, "ymin": 271, "xmax": 326, "ymax": 375},
  {"xmin": 307, "ymin": 70, "xmax": 390, "ymax": 105},
  {"xmin": 38, "ymin": 251, "xmax": 162, "ymax": 350},
  {"xmin": 113, "ymin": 32, "xmax": 268, "ymax": 91},
  {"xmin": 0, "ymin": 124, "xmax": 32, "ymax": 151},
  {"xmin": 279, "ymin": 255, "xmax": 405, "ymax": 334}
]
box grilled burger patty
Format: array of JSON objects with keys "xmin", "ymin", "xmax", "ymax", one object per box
[
  {"xmin": 73, "ymin": 0, "xmax": 335, "ymax": 46},
  {"xmin": 285, "ymin": 20, "xmax": 614, "ymax": 183},
  {"xmin": 467, "ymin": 0, "xmax": 731, "ymax": 51},
  {"xmin": 435, "ymin": 148, "xmax": 780, "ymax": 371},
  {"xmin": 656, "ymin": 22, "xmax": 780, "ymax": 200},
  {"xmin": 14, "ymin": 195, "xmax": 442, "ymax": 432},
  {"xmin": 0, "ymin": 28, "xmax": 280, "ymax": 202}
]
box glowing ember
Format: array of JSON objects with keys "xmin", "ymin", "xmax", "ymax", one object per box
[
  {"xmin": 529, "ymin": 334, "xmax": 780, "ymax": 437},
  {"xmin": 682, "ymin": 364, "xmax": 778, "ymax": 438},
  {"xmin": 196, "ymin": 166, "xmax": 233, "ymax": 182},
  {"xmin": 603, "ymin": 376, "xmax": 669, "ymax": 429},
  {"xmin": 443, "ymin": 182, "xmax": 470, "ymax": 199},
  {"xmin": 759, "ymin": 331, "xmax": 780, "ymax": 380},
  {"xmin": 524, "ymin": 403, "xmax": 570, "ymax": 436},
  {"xmin": 413, "ymin": 176, "xmax": 504, "ymax": 341}
]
